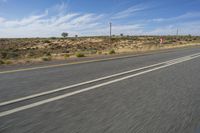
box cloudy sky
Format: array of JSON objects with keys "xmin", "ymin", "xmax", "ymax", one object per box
[{"xmin": 0, "ymin": 0, "xmax": 200, "ymax": 38}]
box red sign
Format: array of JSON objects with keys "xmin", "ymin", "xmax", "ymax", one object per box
[{"xmin": 160, "ymin": 37, "xmax": 164, "ymax": 44}]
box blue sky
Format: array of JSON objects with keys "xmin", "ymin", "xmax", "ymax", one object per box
[{"xmin": 0, "ymin": 0, "xmax": 200, "ymax": 37}]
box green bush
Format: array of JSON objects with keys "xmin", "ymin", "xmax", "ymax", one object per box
[
  {"xmin": 109, "ymin": 50, "xmax": 116, "ymax": 54},
  {"xmin": 76, "ymin": 53, "xmax": 85, "ymax": 57}
]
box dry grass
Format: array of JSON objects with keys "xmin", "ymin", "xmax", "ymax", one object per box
[{"xmin": 0, "ymin": 36, "xmax": 200, "ymax": 65}]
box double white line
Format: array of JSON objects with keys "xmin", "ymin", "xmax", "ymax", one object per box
[{"xmin": 0, "ymin": 53, "xmax": 200, "ymax": 117}]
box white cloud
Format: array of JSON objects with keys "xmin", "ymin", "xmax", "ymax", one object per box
[
  {"xmin": 49, "ymin": 13, "xmax": 79, "ymax": 26},
  {"xmin": 0, "ymin": 17, "xmax": 5, "ymax": 23},
  {"xmin": 3, "ymin": 10, "xmax": 48, "ymax": 27},
  {"xmin": 111, "ymin": 24, "xmax": 144, "ymax": 35},
  {"xmin": 112, "ymin": 4, "xmax": 148, "ymax": 19},
  {"xmin": 68, "ymin": 14, "xmax": 104, "ymax": 25},
  {"xmin": 55, "ymin": 2, "xmax": 67, "ymax": 12},
  {"xmin": 0, "ymin": 3, "xmax": 200, "ymax": 38},
  {"xmin": 52, "ymin": 2, "xmax": 68, "ymax": 15},
  {"xmin": 0, "ymin": 10, "xmax": 108, "ymax": 37},
  {"xmin": 71, "ymin": 24, "xmax": 144, "ymax": 36},
  {"xmin": 0, "ymin": 9, "xmax": 145, "ymax": 38},
  {"xmin": 148, "ymin": 25, "xmax": 176, "ymax": 35},
  {"xmin": 148, "ymin": 21, "xmax": 200, "ymax": 35},
  {"xmin": 150, "ymin": 12, "xmax": 200, "ymax": 22}
]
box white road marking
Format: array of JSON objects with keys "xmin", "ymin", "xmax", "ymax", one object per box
[
  {"xmin": 0, "ymin": 63, "xmax": 163, "ymax": 107},
  {"xmin": 1, "ymin": 53, "xmax": 199, "ymax": 107},
  {"xmin": 0, "ymin": 53, "xmax": 200, "ymax": 117}
]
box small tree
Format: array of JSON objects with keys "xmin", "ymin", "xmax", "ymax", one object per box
[
  {"xmin": 75, "ymin": 35, "xmax": 78, "ymax": 38},
  {"xmin": 120, "ymin": 33, "xmax": 124, "ymax": 37},
  {"xmin": 62, "ymin": 32, "xmax": 68, "ymax": 38}
]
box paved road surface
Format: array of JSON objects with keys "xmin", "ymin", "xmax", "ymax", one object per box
[{"xmin": 1, "ymin": 47, "xmax": 200, "ymax": 133}]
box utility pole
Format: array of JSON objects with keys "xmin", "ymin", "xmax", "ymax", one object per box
[
  {"xmin": 110, "ymin": 22, "xmax": 112, "ymax": 37},
  {"xmin": 109, "ymin": 22, "xmax": 112, "ymax": 45},
  {"xmin": 176, "ymin": 28, "xmax": 179, "ymax": 36}
]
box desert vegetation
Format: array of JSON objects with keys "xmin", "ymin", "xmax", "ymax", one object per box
[{"xmin": 0, "ymin": 35, "xmax": 200, "ymax": 65}]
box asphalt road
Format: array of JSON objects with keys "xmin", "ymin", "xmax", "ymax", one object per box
[{"xmin": 1, "ymin": 47, "xmax": 200, "ymax": 133}]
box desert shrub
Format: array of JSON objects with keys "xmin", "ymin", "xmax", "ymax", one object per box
[
  {"xmin": 98, "ymin": 51, "xmax": 102, "ymax": 54},
  {"xmin": 25, "ymin": 60, "xmax": 31, "ymax": 63},
  {"xmin": 70, "ymin": 38, "xmax": 76, "ymax": 41},
  {"xmin": 7, "ymin": 52, "xmax": 19, "ymax": 59},
  {"xmin": 111, "ymin": 38, "xmax": 118, "ymax": 42},
  {"xmin": 43, "ymin": 51, "xmax": 51, "ymax": 56},
  {"xmin": 42, "ymin": 56, "xmax": 52, "ymax": 61},
  {"xmin": 35, "ymin": 40, "xmax": 40, "ymax": 43},
  {"xmin": 109, "ymin": 49, "xmax": 116, "ymax": 54},
  {"xmin": 76, "ymin": 53, "xmax": 85, "ymax": 57},
  {"xmin": 64, "ymin": 54, "xmax": 70, "ymax": 58},
  {"xmin": 168, "ymin": 40, "xmax": 174, "ymax": 44},
  {"xmin": 0, "ymin": 52, "xmax": 8, "ymax": 59},
  {"xmin": 90, "ymin": 50, "xmax": 97, "ymax": 54},
  {"xmin": 27, "ymin": 51, "xmax": 36, "ymax": 58},
  {"xmin": 43, "ymin": 40, "xmax": 51, "ymax": 43},
  {"xmin": 62, "ymin": 49, "xmax": 70, "ymax": 53},
  {"xmin": 50, "ymin": 37, "xmax": 57, "ymax": 39},
  {"xmin": 4, "ymin": 60, "xmax": 12, "ymax": 64},
  {"xmin": 0, "ymin": 60, "xmax": 5, "ymax": 65}
]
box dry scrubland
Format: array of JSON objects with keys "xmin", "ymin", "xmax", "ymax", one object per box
[{"xmin": 0, "ymin": 36, "xmax": 200, "ymax": 65}]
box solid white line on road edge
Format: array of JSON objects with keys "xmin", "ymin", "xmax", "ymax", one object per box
[
  {"xmin": 0, "ymin": 54, "xmax": 200, "ymax": 117},
  {"xmin": 0, "ymin": 52, "xmax": 199, "ymax": 107}
]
